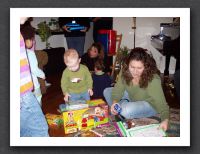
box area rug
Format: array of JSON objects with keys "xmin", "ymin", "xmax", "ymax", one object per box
[{"xmin": 91, "ymin": 108, "xmax": 180, "ymax": 137}]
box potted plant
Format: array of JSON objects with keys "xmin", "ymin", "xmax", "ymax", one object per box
[
  {"xmin": 48, "ymin": 18, "xmax": 59, "ymax": 31},
  {"xmin": 37, "ymin": 21, "xmax": 52, "ymax": 49},
  {"xmin": 116, "ymin": 46, "xmax": 130, "ymax": 67},
  {"xmin": 112, "ymin": 46, "xmax": 130, "ymax": 82}
]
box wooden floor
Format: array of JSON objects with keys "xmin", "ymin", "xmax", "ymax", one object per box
[
  {"xmin": 41, "ymin": 72, "xmax": 180, "ymax": 136},
  {"xmin": 42, "ymin": 73, "xmax": 64, "ymax": 115}
]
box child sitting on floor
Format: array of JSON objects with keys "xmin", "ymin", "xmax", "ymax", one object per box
[
  {"xmin": 61, "ymin": 49, "xmax": 93, "ymax": 102},
  {"xmin": 92, "ymin": 59, "xmax": 112, "ymax": 99}
]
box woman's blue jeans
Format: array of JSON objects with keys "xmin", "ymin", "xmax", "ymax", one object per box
[
  {"xmin": 103, "ymin": 87, "xmax": 157, "ymax": 119},
  {"xmin": 20, "ymin": 92, "xmax": 49, "ymax": 137},
  {"xmin": 66, "ymin": 36, "xmax": 85, "ymax": 56}
]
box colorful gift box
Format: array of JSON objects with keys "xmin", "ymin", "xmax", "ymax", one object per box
[
  {"xmin": 86, "ymin": 99, "xmax": 109, "ymax": 127},
  {"xmin": 62, "ymin": 99, "xmax": 109, "ymax": 134}
]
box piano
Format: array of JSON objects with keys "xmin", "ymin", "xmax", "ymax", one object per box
[{"xmin": 151, "ymin": 23, "xmax": 180, "ymax": 76}]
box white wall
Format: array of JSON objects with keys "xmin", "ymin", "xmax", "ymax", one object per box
[
  {"xmin": 113, "ymin": 17, "xmax": 177, "ymax": 74},
  {"xmin": 32, "ymin": 17, "xmax": 93, "ymax": 52}
]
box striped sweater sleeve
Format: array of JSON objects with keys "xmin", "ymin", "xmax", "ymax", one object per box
[{"xmin": 20, "ymin": 34, "xmax": 33, "ymax": 96}]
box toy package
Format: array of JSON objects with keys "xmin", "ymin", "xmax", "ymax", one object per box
[
  {"xmin": 62, "ymin": 99, "xmax": 109, "ymax": 134},
  {"xmin": 59, "ymin": 100, "xmax": 89, "ymax": 112},
  {"xmin": 86, "ymin": 99, "xmax": 105, "ymax": 106},
  {"xmin": 86, "ymin": 99, "xmax": 109, "ymax": 127},
  {"xmin": 62, "ymin": 108, "xmax": 90, "ymax": 134},
  {"xmin": 45, "ymin": 113, "xmax": 63, "ymax": 127}
]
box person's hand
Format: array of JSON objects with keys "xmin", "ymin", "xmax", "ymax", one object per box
[
  {"xmin": 88, "ymin": 89, "xmax": 93, "ymax": 96},
  {"xmin": 110, "ymin": 103, "xmax": 120, "ymax": 115},
  {"xmin": 64, "ymin": 93, "xmax": 71, "ymax": 102},
  {"xmin": 159, "ymin": 119, "xmax": 169, "ymax": 131},
  {"xmin": 25, "ymin": 39, "xmax": 33, "ymax": 49},
  {"xmin": 80, "ymin": 27, "xmax": 87, "ymax": 32},
  {"xmin": 62, "ymin": 25, "xmax": 71, "ymax": 32}
]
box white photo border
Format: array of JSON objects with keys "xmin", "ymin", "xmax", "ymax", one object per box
[{"xmin": 10, "ymin": 8, "xmax": 190, "ymax": 146}]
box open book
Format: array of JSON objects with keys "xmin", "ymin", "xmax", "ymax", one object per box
[{"xmin": 115, "ymin": 121, "xmax": 166, "ymax": 137}]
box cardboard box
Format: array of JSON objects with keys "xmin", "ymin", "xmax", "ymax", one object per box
[
  {"xmin": 62, "ymin": 99, "xmax": 109, "ymax": 134},
  {"xmin": 86, "ymin": 99, "xmax": 106, "ymax": 106},
  {"xmin": 86, "ymin": 99, "xmax": 109, "ymax": 127}
]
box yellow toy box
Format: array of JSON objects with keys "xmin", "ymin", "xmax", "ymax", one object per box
[
  {"xmin": 86, "ymin": 99, "xmax": 109, "ymax": 127},
  {"xmin": 62, "ymin": 99, "xmax": 109, "ymax": 134}
]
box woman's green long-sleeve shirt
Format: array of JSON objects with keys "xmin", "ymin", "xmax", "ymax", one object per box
[{"xmin": 111, "ymin": 72, "xmax": 169, "ymax": 121}]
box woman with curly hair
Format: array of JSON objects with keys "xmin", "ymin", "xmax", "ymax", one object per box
[
  {"xmin": 104, "ymin": 47, "xmax": 169, "ymax": 131},
  {"xmin": 81, "ymin": 42, "xmax": 110, "ymax": 73}
]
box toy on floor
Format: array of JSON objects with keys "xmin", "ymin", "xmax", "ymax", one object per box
[
  {"xmin": 45, "ymin": 113, "xmax": 63, "ymax": 127},
  {"xmin": 62, "ymin": 99, "xmax": 109, "ymax": 134},
  {"xmin": 59, "ymin": 100, "xmax": 89, "ymax": 112}
]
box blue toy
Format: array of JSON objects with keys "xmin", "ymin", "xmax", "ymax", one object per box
[
  {"xmin": 114, "ymin": 104, "xmax": 125, "ymax": 122},
  {"xmin": 65, "ymin": 23, "xmax": 85, "ymax": 31}
]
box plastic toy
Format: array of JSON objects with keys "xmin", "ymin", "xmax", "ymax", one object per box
[
  {"xmin": 65, "ymin": 23, "xmax": 85, "ymax": 31},
  {"xmin": 62, "ymin": 99, "xmax": 109, "ymax": 134}
]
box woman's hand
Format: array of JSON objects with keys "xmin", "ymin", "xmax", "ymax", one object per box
[
  {"xmin": 111, "ymin": 103, "xmax": 120, "ymax": 115},
  {"xmin": 159, "ymin": 119, "xmax": 169, "ymax": 131}
]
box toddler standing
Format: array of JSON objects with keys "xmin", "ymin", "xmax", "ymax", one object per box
[{"xmin": 61, "ymin": 49, "xmax": 93, "ymax": 102}]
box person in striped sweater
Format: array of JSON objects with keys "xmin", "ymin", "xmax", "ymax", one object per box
[
  {"xmin": 21, "ymin": 21, "xmax": 45, "ymax": 106},
  {"xmin": 20, "ymin": 17, "xmax": 49, "ymax": 137}
]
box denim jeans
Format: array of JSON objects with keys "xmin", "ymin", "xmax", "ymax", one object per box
[
  {"xmin": 66, "ymin": 36, "xmax": 85, "ymax": 56},
  {"xmin": 69, "ymin": 91, "xmax": 90, "ymax": 101},
  {"xmin": 20, "ymin": 92, "xmax": 49, "ymax": 137},
  {"xmin": 103, "ymin": 87, "xmax": 157, "ymax": 119},
  {"xmin": 33, "ymin": 87, "xmax": 42, "ymax": 106}
]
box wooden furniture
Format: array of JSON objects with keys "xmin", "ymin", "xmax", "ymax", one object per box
[
  {"xmin": 111, "ymin": 34, "xmax": 123, "ymax": 79},
  {"xmin": 43, "ymin": 47, "xmax": 66, "ymax": 76},
  {"xmin": 35, "ymin": 50, "xmax": 48, "ymax": 94}
]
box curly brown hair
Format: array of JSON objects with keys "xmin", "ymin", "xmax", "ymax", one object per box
[{"xmin": 122, "ymin": 47, "xmax": 160, "ymax": 88}]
